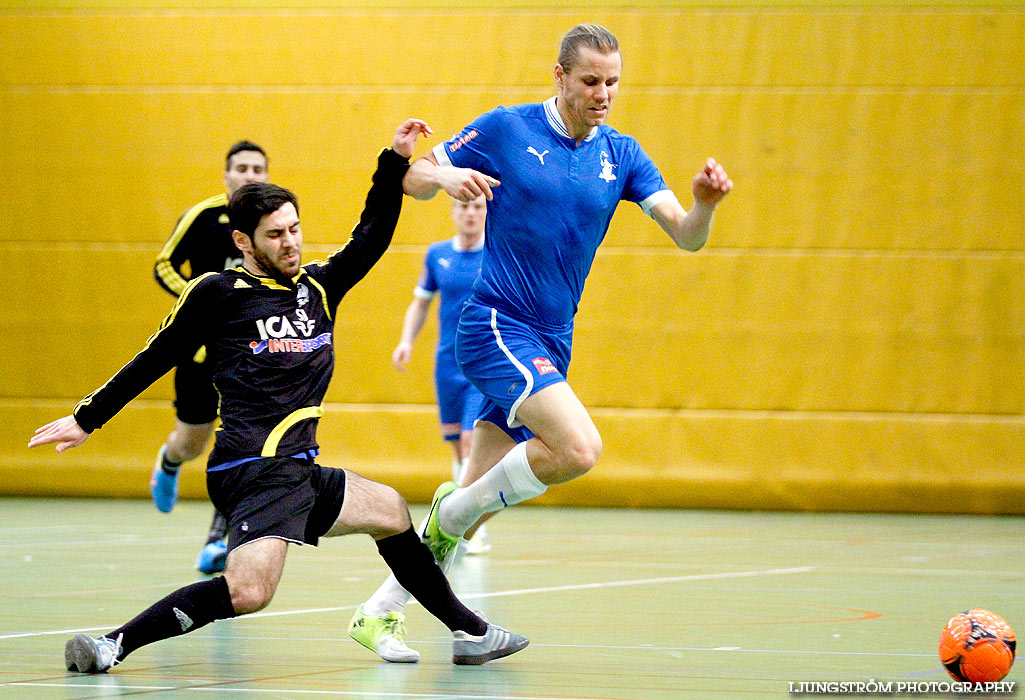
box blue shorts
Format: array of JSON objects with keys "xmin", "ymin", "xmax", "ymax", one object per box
[
  {"xmin": 455, "ymin": 299, "xmax": 572, "ymax": 442},
  {"xmin": 434, "ymin": 352, "xmax": 484, "ymax": 439}
]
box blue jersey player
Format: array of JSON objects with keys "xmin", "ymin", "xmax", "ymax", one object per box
[
  {"xmin": 392, "ymin": 196, "xmax": 485, "ymax": 475},
  {"xmin": 353, "ymin": 24, "xmax": 733, "ymax": 661},
  {"xmin": 392, "ymin": 197, "xmax": 490, "ymax": 554}
]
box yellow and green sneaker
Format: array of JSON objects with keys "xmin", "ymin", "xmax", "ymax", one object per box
[
  {"xmin": 422, "ymin": 481, "xmax": 460, "ymax": 562},
  {"xmin": 348, "ymin": 605, "xmax": 419, "ymax": 663}
]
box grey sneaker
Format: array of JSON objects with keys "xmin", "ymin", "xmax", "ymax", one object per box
[
  {"xmin": 452, "ymin": 623, "xmax": 528, "ymax": 665},
  {"xmin": 65, "ymin": 633, "xmax": 123, "ymax": 673}
]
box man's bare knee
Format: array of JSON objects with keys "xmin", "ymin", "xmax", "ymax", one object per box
[
  {"xmin": 333, "ymin": 475, "xmax": 412, "ymax": 539},
  {"xmin": 555, "ymin": 431, "xmax": 603, "ymax": 480},
  {"xmin": 226, "ymin": 578, "xmax": 275, "ymax": 614},
  {"xmin": 370, "ymin": 485, "xmax": 412, "ymax": 538}
]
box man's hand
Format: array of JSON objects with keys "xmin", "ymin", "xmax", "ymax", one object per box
[
  {"xmin": 28, "ymin": 415, "xmax": 89, "ymax": 453},
  {"xmin": 393, "ymin": 119, "xmax": 433, "ymax": 159},
  {"xmin": 392, "ymin": 341, "xmax": 413, "ymax": 371},
  {"xmin": 436, "ymin": 167, "xmax": 501, "ymax": 202},
  {"xmin": 692, "ymin": 157, "xmax": 733, "ymax": 207}
]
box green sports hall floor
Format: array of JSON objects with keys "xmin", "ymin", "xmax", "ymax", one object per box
[{"xmin": 0, "ymin": 498, "xmax": 1022, "ymax": 699}]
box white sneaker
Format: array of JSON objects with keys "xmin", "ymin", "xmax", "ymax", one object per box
[
  {"xmin": 348, "ymin": 606, "xmax": 420, "ymax": 663},
  {"xmin": 465, "ymin": 525, "xmax": 491, "ymax": 555},
  {"xmin": 65, "ymin": 633, "xmax": 123, "ymax": 673}
]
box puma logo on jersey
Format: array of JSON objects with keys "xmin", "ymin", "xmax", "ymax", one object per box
[
  {"xmin": 527, "ymin": 147, "xmax": 549, "ymax": 165},
  {"xmin": 438, "ymin": 258, "xmax": 451, "ymax": 269}
]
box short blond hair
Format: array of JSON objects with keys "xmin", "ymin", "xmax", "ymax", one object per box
[{"xmin": 557, "ymin": 24, "xmax": 620, "ymax": 73}]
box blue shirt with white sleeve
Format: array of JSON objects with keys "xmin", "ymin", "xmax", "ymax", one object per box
[{"xmin": 434, "ymin": 97, "xmax": 673, "ymax": 327}]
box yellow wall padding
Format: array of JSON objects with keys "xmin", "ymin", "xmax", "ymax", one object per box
[{"xmin": 2, "ymin": 3, "xmax": 1024, "ymax": 512}]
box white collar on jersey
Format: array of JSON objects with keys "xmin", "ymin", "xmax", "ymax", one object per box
[
  {"xmin": 544, "ymin": 96, "xmax": 598, "ymax": 142},
  {"xmin": 452, "ymin": 232, "xmax": 485, "ymax": 252}
]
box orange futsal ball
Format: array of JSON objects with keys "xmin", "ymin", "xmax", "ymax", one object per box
[{"xmin": 939, "ymin": 609, "xmax": 1016, "ymax": 684}]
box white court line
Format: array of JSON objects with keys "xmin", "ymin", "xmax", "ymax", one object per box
[
  {"xmin": 4, "ymin": 685, "xmax": 612, "ymax": 700},
  {"xmin": 224, "ymin": 565, "xmax": 815, "ymax": 619},
  {"xmin": 0, "ymin": 566, "xmax": 812, "ymax": 640}
]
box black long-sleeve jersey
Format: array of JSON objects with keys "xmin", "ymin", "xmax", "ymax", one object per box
[
  {"xmin": 154, "ymin": 193, "xmax": 243, "ymax": 297},
  {"xmin": 75, "ymin": 149, "xmax": 409, "ymax": 467}
]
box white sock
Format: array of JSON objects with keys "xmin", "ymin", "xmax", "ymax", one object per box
[
  {"xmin": 362, "ymin": 510, "xmax": 464, "ymax": 617},
  {"xmin": 439, "ymin": 442, "xmax": 546, "ymax": 536}
]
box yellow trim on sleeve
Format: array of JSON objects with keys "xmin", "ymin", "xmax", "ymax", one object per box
[
  {"xmin": 302, "ymin": 274, "xmax": 332, "ymax": 321},
  {"xmin": 75, "ymin": 272, "xmax": 218, "ymax": 415},
  {"xmin": 155, "ymin": 193, "xmax": 228, "ymax": 296},
  {"xmin": 262, "ymin": 406, "xmax": 324, "ymax": 457}
]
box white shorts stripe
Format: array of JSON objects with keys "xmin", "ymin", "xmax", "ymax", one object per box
[{"xmin": 490, "ymin": 307, "xmax": 533, "ymax": 428}]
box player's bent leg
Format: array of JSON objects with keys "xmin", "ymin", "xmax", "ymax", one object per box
[
  {"xmin": 331, "ymin": 472, "xmax": 420, "ymax": 662},
  {"xmin": 324, "ymin": 471, "xmax": 412, "ymax": 539},
  {"xmin": 336, "ymin": 471, "xmax": 524, "ymax": 664},
  {"xmin": 67, "ymin": 558, "xmax": 240, "ymax": 671},
  {"xmin": 223, "ymin": 537, "xmax": 287, "ymax": 614},
  {"xmin": 437, "ymin": 384, "xmax": 601, "ymax": 539},
  {"xmin": 516, "ymin": 382, "xmax": 602, "ymax": 484}
]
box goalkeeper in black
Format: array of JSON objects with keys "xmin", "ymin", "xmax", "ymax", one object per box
[{"xmin": 29, "ymin": 119, "xmax": 528, "ymax": 672}]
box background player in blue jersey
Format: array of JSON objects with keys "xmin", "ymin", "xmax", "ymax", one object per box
[
  {"xmin": 390, "ymin": 196, "xmax": 490, "ymax": 554},
  {"xmin": 152, "ymin": 141, "xmax": 270, "ymax": 574},
  {"xmin": 356, "ymin": 24, "xmax": 733, "ymax": 659},
  {"xmin": 392, "ymin": 196, "xmax": 485, "ymax": 477}
]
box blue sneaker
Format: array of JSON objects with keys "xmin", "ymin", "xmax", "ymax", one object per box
[
  {"xmin": 196, "ymin": 539, "xmax": 227, "ymax": 575},
  {"xmin": 150, "ymin": 445, "xmax": 179, "ymax": 513}
]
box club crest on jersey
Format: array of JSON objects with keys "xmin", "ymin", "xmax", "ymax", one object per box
[
  {"xmin": 599, "ymin": 151, "xmax": 617, "ymax": 182},
  {"xmin": 297, "ymin": 283, "xmax": 309, "ymax": 306}
]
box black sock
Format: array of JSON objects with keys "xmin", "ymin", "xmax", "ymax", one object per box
[
  {"xmin": 206, "ymin": 511, "xmax": 228, "ymax": 545},
  {"xmin": 161, "ymin": 451, "xmax": 182, "ymax": 476},
  {"xmin": 375, "ymin": 528, "xmax": 486, "ymax": 636},
  {"xmin": 106, "ymin": 575, "xmax": 236, "ymax": 660}
]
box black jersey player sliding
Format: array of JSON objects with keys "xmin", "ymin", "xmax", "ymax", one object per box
[{"xmin": 28, "ymin": 119, "xmax": 527, "ymax": 673}]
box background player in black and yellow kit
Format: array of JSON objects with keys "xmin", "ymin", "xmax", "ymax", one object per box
[
  {"xmin": 29, "ymin": 119, "xmax": 528, "ymax": 671},
  {"xmin": 152, "ymin": 141, "xmax": 269, "ymax": 574}
]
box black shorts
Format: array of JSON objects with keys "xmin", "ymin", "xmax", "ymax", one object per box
[
  {"xmin": 206, "ymin": 457, "xmax": 347, "ymax": 554},
  {"xmin": 173, "ymin": 356, "xmax": 219, "ymax": 425}
]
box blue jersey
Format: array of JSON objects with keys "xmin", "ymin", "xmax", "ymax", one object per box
[
  {"xmin": 415, "ymin": 237, "xmax": 484, "ymax": 359},
  {"xmin": 434, "ymin": 97, "xmax": 673, "ymax": 327}
]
